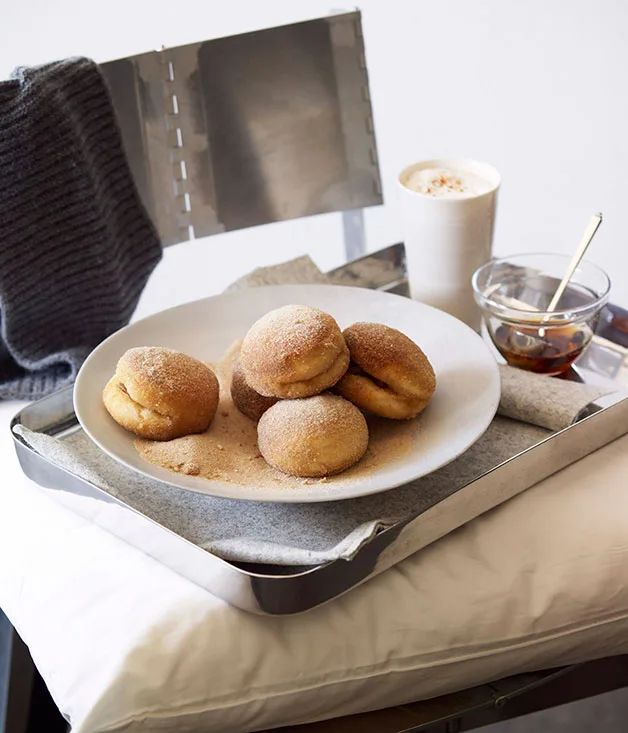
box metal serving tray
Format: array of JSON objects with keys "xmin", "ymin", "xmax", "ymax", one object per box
[{"xmin": 10, "ymin": 245, "xmax": 628, "ymax": 616}]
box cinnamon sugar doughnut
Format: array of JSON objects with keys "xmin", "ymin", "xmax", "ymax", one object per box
[
  {"xmin": 103, "ymin": 347, "xmax": 219, "ymax": 440},
  {"xmin": 240, "ymin": 305, "xmax": 349, "ymax": 399},
  {"xmin": 257, "ymin": 394, "xmax": 369, "ymax": 477},
  {"xmin": 230, "ymin": 360, "xmax": 278, "ymax": 421},
  {"xmin": 335, "ymin": 323, "xmax": 436, "ymax": 420}
]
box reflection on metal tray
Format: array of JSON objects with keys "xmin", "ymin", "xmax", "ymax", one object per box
[
  {"xmin": 100, "ymin": 11, "xmax": 381, "ymax": 250},
  {"xmin": 10, "ymin": 244, "xmax": 628, "ymax": 615}
]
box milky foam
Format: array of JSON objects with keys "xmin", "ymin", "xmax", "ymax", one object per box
[{"xmin": 404, "ymin": 167, "xmax": 493, "ymax": 198}]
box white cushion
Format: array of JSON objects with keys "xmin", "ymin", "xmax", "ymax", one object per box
[{"xmin": 2, "ymin": 399, "xmax": 628, "ymax": 733}]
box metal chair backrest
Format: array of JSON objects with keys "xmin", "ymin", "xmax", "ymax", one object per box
[{"xmin": 101, "ymin": 11, "xmax": 382, "ymax": 259}]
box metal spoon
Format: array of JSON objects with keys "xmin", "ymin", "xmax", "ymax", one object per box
[
  {"xmin": 483, "ymin": 213, "xmax": 603, "ymax": 317},
  {"xmin": 501, "ymin": 213, "xmax": 603, "ymax": 357},
  {"xmin": 544, "ymin": 212, "xmax": 603, "ymax": 317},
  {"xmin": 534, "ymin": 213, "xmax": 603, "ymax": 346}
]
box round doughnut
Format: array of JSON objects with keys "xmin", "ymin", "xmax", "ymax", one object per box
[
  {"xmin": 257, "ymin": 394, "xmax": 369, "ymax": 477},
  {"xmin": 335, "ymin": 323, "xmax": 436, "ymax": 420},
  {"xmin": 231, "ymin": 360, "xmax": 278, "ymax": 421},
  {"xmin": 102, "ymin": 346, "xmax": 219, "ymax": 440},
  {"xmin": 240, "ymin": 305, "xmax": 349, "ymax": 399}
]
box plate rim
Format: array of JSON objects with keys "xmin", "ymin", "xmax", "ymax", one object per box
[{"xmin": 74, "ymin": 284, "xmax": 501, "ymax": 503}]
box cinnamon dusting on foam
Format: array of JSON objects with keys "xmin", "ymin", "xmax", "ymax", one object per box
[{"xmin": 404, "ymin": 167, "xmax": 492, "ymax": 198}]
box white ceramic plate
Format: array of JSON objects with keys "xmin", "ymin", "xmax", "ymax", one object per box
[{"xmin": 74, "ymin": 285, "xmax": 500, "ymax": 502}]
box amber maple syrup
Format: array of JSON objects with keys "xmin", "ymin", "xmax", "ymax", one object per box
[{"xmin": 492, "ymin": 323, "xmax": 592, "ymax": 375}]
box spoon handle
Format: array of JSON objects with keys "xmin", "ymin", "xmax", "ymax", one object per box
[{"xmin": 545, "ymin": 213, "xmax": 603, "ymax": 315}]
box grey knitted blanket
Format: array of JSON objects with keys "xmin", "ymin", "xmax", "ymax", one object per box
[{"xmin": 0, "ymin": 57, "xmax": 162, "ymax": 400}]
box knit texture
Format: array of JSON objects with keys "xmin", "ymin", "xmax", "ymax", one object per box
[{"xmin": 0, "ymin": 57, "xmax": 162, "ymax": 400}]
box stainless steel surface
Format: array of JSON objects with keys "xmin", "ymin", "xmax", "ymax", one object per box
[
  {"xmin": 327, "ymin": 241, "xmax": 407, "ymax": 292},
  {"xmin": 341, "ymin": 209, "xmax": 367, "ymax": 261},
  {"xmin": 10, "ymin": 244, "xmax": 628, "ymax": 615},
  {"xmin": 100, "ymin": 12, "xmax": 382, "ymax": 248}
]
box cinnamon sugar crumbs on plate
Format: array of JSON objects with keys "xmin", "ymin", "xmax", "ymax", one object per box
[{"xmin": 135, "ymin": 340, "xmax": 423, "ymax": 491}]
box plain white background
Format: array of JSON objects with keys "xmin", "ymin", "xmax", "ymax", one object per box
[{"xmin": 2, "ymin": 0, "xmax": 626, "ymax": 314}]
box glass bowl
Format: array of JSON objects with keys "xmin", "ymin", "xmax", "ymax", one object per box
[{"xmin": 472, "ymin": 253, "xmax": 611, "ymax": 375}]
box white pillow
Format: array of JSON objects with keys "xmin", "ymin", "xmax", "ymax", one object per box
[{"xmin": 2, "ymin": 404, "xmax": 628, "ymax": 733}]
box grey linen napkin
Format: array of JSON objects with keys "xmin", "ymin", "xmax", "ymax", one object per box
[
  {"xmin": 0, "ymin": 58, "xmax": 162, "ymax": 400},
  {"xmin": 12, "ymin": 257, "xmax": 617, "ymax": 566}
]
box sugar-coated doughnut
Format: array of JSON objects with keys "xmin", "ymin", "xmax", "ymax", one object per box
[
  {"xmin": 240, "ymin": 305, "xmax": 349, "ymax": 399},
  {"xmin": 230, "ymin": 360, "xmax": 278, "ymax": 421},
  {"xmin": 257, "ymin": 394, "xmax": 369, "ymax": 477},
  {"xmin": 103, "ymin": 347, "xmax": 219, "ymax": 440},
  {"xmin": 335, "ymin": 323, "xmax": 436, "ymax": 419}
]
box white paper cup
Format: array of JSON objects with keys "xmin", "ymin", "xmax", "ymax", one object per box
[{"xmin": 397, "ymin": 158, "xmax": 500, "ymax": 331}]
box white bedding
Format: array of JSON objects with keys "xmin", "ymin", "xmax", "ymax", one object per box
[{"xmin": 2, "ymin": 397, "xmax": 628, "ymax": 733}]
